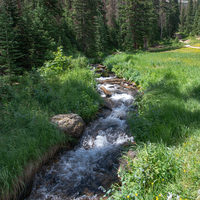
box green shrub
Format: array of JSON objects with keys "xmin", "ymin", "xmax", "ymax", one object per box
[{"xmin": 39, "ymin": 46, "xmax": 72, "ymax": 77}]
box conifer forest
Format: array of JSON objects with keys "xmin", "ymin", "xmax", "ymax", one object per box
[
  {"xmin": 1, "ymin": 0, "xmax": 200, "ymax": 200},
  {"xmin": 1, "ymin": 0, "xmax": 200, "ymax": 75}
]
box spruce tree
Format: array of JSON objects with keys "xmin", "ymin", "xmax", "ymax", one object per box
[
  {"xmin": 192, "ymin": 4, "xmax": 200, "ymax": 35},
  {"xmin": 180, "ymin": 3, "xmax": 186, "ymax": 32},
  {"xmin": 0, "ymin": 3, "xmax": 22, "ymax": 76},
  {"xmin": 145, "ymin": 0, "xmax": 160, "ymax": 47},
  {"xmin": 159, "ymin": 0, "xmax": 167, "ymax": 38},
  {"xmin": 186, "ymin": 0, "xmax": 194, "ymax": 34},
  {"xmin": 164, "ymin": 0, "xmax": 180, "ymax": 37},
  {"xmin": 73, "ymin": 0, "xmax": 104, "ymax": 56},
  {"xmin": 16, "ymin": 1, "xmax": 53, "ymax": 70},
  {"xmin": 95, "ymin": 8, "xmax": 108, "ymax": 52},
  {"xmin": 120, "ymin": 0, "xmax": 150, "ymax": 50}
]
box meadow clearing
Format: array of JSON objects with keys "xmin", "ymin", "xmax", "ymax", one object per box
[{"xmin": 103, "ymin": 47, "xmax": 200, "ymax": 200}]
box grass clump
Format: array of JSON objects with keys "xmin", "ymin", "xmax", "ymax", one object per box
[
  {"xmin": 103, "ymin": 48, "xmax": 200, "ymax": 199},
  {"xmin": 0, "ymin": 48, "xmax": 103, "ymax": 198},
  {"xmin": 108, "ymin": 143, "xmax": 183, "ymax": 200}
]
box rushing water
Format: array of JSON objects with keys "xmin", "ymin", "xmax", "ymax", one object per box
[{"xmin": 26, "ymin": 76, "xmax": 137, "ymax": 200}]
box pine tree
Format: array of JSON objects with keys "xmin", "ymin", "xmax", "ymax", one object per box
[
  {"xmin": 186, "ymin": 0, "xmax": 194, "ymax": 34},
  {"xmin": 159, "ymin": 0, "xmax": 167, "ymax": 38},
  {"xmin": 95, "ymin": 8, "xmax": 108, "ymax": 52},
  {"xmin": 197, "ymin": 0, "xmax": 200, "ymax": 7},
  {"xmin": 106, "ymin": 0, "xmax": 118, "ymax": 27},
  {"xmin": 0, "ymin": 3, "xmax": 22, "ymax": 76},
  {"xmin": 164, "ymin": 0, "xmax": 180, "ymax": 37},
  {"xmin": 73, "ymin": 0, "xmax": 104, "ymax": 56},
  {"xmin": 16, "ymin": 1, "xmax": 53, "ymax": 70},
  {"xmin": 144, "ymin": 0, "xmax": 160, "ymax": 47},
  {"xmin": 120, "ymin": 0, "xmax": 151, "ymax": 50},
  {"xmin": 180, "ymin": 3, "xmax": 186, "ymax": 32},
  {"xmin": 192, "ymin": 4, "xmax": 200, "ymax": 35}
]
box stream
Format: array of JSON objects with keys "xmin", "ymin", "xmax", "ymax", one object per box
[{"xmin": 25, "ymin": 75, "xmax": 138, "ymax": 200}]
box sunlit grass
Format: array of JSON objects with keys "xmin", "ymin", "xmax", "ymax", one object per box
[
  {"xmin": 0, "ymin": 54, "xmax": 103, "ymax": 199},
  {"xmin": 104, "ymin": 47, "xmax": 200, "ymax": 199}
]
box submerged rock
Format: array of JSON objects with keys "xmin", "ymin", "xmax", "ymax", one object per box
[{"xmin": 51, "ymin": 114, "xmax": 86, "ymax": 138}]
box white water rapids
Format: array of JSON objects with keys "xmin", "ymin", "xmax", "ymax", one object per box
[{"xmin": 26, "ymin": 76, "xmax": 137, "ymax": 200}]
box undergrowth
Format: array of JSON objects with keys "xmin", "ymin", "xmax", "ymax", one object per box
[
  {"xmin": 103, "ymin": 47, "xmax": 200, "ymax": 200},
  {"xmin": 0, "ymin": 47, "xmax": 103, "ymax": 198}
]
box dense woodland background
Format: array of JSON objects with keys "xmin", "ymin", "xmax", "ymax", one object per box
[{"xmin": 0, "ymin": 0, "xmax": 200, "ymax": 76}]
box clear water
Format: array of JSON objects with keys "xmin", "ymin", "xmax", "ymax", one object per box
[{"xmin": 26, "ymin": 77, "xmax": 136, "ymax": 200}]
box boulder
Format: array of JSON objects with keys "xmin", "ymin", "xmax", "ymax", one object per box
[{"xmin": 50, "ymin": 114, "xmax": 86, "ymax": 138}]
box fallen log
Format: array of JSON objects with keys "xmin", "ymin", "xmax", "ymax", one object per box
[
  {"xmin": 129, "ymin": 82, "xmax": 137, "ymax": 87},
  {"xmin": 100, "ymin": 79, "xmax": 124, "ymax": 84},
  {"xmin": 120, "ymin": 84, "xmax": 136, "ymax": 90},
  {"xmin": 106, "ymin": 81, "xmax": 121, "ymax": 85},
  {"xmin": 96, "ymin": 64, "xmax": 107, "ymax": 69},
  {"xmin": 100, "ymin": 86, "xmax": 112, "ymax": 97}
]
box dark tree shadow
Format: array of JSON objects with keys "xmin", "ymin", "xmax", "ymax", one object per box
[{"xmin": 130, "ymin": 78, "xmax": 200, "ymax": 147}]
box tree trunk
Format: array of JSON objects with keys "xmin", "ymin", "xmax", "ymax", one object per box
[
  {"xmin": 144, "ymin": 37, "xmax": 147, "ymax": 50},
  {"xmin": 134, "ymin": 41, "xmax": 138, "ymax": 50}
]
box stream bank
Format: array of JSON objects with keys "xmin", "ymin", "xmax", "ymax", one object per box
[{"xmin": 19, "ymin": 69, "xmax": 138, "ymax": 200}]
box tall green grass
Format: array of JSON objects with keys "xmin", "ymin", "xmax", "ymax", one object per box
[
  {"xmin": 0, "ymin": 49, "xmax": 103, "ymax": 198},
  {"xmin": 104, "ymin": 48, "xmax": 200, "ymax": 199}
]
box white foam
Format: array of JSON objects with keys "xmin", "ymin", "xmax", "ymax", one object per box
[
  {"xmin": 96, "ymin": 77, "xmax": 113, "ymax": 81},
  {"xmin": 114, "ymin": 134, "xmax": 134, "ymax": 145},
  {"xmin": 94, "ymin": 135, "xmax": 110, "ymax": 147},
  {"xmin": 110, "ymin": 93, "xmax": 134, "ymax": 102},
  {"xmin": 103, "ymin": 84, "xmax": 118, "ymax": 91}
]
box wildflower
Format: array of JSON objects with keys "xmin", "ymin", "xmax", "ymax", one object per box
[
  {"xmin": 156, "ymin": 196, "xmax": 158, "ymax": 200},
  {"xmin": 184, "ymin": 170, "xmax": 186, "ymax": 172},
  {"xmin": 135, "ymin": 193, "xmax": 138, "ymax": 196},
  {"xmin": 151, "ymin": 182, "xmax": 154, "ymax": 185},
  {"xmin": 167, "ymin": 192, "xmax": 173, "ymax": 200},
  {"xmin": 159, "ymin": 194, "xmax": 162, "ymax": 197},
  {"xmin": 127, "ymin": 195, "xmax": 130, "ymax": 198},
  {"xmin": 162, "ymin": 179, "xmax": 164, "ymax": 181}
]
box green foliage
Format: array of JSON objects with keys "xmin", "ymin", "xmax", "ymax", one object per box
[
  {"xmin": 104, "ymin": 48, "xmax": 200, "ymax": 199},
  {"xmin": 39, "ymin": 47, "xmax": 73, "ymax": 77},
  {"xmin": 0, "ymin": 3, "xmax": 22, "ymax": 76},
  {"xmin": 73, "ymin": 0, "xmax": 104, "ymax": 56},
  {"xmin": 186, "ymin": 0, "xmax": 194, "ymax": 34},
  {"xmin": 16, "ymin": 1, "xmax": 55, "ymax": 70},
  {"xmin": 192, "ymin": 4, "xmax": 200, "ymax": 35},
  {"xmin": 39, "ymin": 46, "xmax": 89, "ymax": 78},
  {"xmin": 0, "ymin": 52, "xmax": 103, "ymax": 197},
  {"xmin": 174, "ymin": 36, "xmax": 179, "ymax": 43},
  {"xmin": 107, "ymin": 143, "xmax": 182, "ymax": 199},
  {"xmin": 164, "ymin": 0, "xmax": 180, "ymax": 38},
  {"xmin": 180, "ymin": 4, "xmax": 186, "ymax": 32}
]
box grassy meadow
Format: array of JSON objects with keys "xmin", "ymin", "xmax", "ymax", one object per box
[
  {"xmin": 0, "ymin": 48, "xmax": 103, "ymax": 199},
  {"xmin": 103, "ymin": 47, "xmax": 200, "ymax": 199}
]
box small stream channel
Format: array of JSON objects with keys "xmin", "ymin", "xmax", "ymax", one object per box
[{"xmin": 25, "ymin": 74, "xmax": 138, "ymax": 200}]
